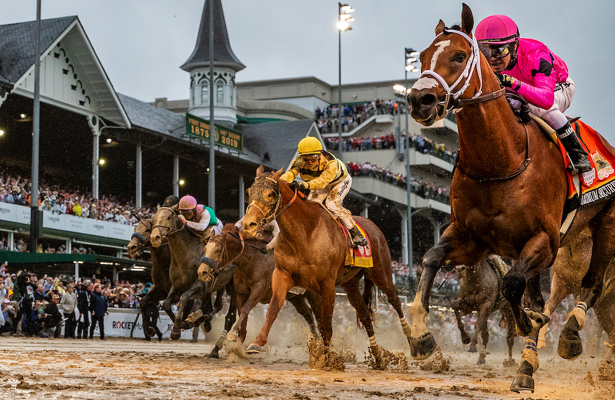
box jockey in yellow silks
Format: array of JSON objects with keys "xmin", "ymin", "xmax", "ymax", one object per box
[{"xmin": 281, "ymin": 137, "xmax": 368, "ymax": 247}]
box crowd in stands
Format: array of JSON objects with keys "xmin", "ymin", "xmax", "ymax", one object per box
[
  {"xmin": 315, "ymin": 99, "xmax": 400, "ymax": 134},
  {"xmin": 0, "ymin": 262, "xmax": 150, "ymax": 339},
  {"xmin": 347, "ymin": 162, "xmax": 450, "ymax": 204},
  {"xmin": 324, "ymin": 134, "xmax": 456, "ymax": 164},
  {"xmin": 0, "ymin": 163, "xmax": 155, "ymax": 226}
]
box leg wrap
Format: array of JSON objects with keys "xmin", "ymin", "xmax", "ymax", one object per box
[
  {"xmin": 567, "ymin": 302, "xmax": 587, "ymax": 330},
  {"xmin": 400, "ymin": 318, "xmax": 412, "ymax": 337},
  {"xmin": 368, "ymin": 335, "xmax": 378, "ymax": 348},
  {"xmin": 215, "ymin": 330, "xmax": 228, "ymax": 348},
  {"xmin": 521, "ymin": 336, "xmax": 539, "ymax": 372}
]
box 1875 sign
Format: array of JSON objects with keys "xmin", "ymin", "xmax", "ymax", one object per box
[{"xmin": 185, "ymin": 113, "xmax": 243, "ymax": 152}]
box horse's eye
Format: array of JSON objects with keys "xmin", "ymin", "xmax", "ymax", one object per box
[
  {"xmin": 267, "ymin": 192, "xmax": 273, "ymax": 198},
  {"xmin": 453, "ymin": 53, "xmax": 466, "ymax": 63}
]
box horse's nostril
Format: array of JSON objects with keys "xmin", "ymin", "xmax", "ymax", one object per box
[{"xmin": 420, "ymin": 93, "xmax": 437, "ymax": 108}]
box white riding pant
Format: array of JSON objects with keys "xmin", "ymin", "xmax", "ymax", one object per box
[
  {"xmin": 307, "ymin": 175, "xmax": 355, "ymax": 229},
  {"xmin": 528, "ymin": 76, "xmax": 575, "ymax": 130}
]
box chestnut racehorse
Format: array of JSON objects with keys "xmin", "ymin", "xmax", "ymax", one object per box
[
  {"xmin": 408, "ymin": 3, "xmax": 615, "ymax": 393},
  {"xmin": 242, "ymin": 166, "xmax": 412, "ymax": 367}
]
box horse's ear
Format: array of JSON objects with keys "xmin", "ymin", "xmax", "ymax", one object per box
[
  {"xmin": 271, "ymin": 166, "xmax": 285, "ymax": 180},
  {"xmin": 435, "ymin": 19, "xmax": 445, "ymax": 36},
  {"xmin": 256, "ymin": 165, "xmax": 264, "ymax": 177},
  {"xmin": 460, "ymin": 3, "xmax": 474, "ymax": 35}
]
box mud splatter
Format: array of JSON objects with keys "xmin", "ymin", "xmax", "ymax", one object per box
[
  {"xmin": 366, "ymin": 346, "xmax": 408, "ymax": 371},
  {"xmin": 598, "ymin": 362, "xmax": 615, "ymax": 381},
  {"xmin": 307, "ymin": 337, "xmax": 344, "ymax": 371},
  {"xmin": 416, "ymin": 347, "xmax": 451, "ymax": 373}
]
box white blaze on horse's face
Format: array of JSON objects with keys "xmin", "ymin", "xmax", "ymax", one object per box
[
  {"xmin": 430, "ymin": 40, "xmax": 451, "ymax": 70},
  {"xmin": 204, "ymin": 240, "xmax": 221, "ymax": 261},
  {"xmin": 411, "ymin": 39, "xmax": 450, "ymax": 92}
]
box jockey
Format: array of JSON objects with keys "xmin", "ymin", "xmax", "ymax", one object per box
[
  {"xmin": 177, "ymin": 195, "xmax": 223, "ymax": 236},
  {"xmin": 475, "ymin": 15, "xmax": 591, "ymax": 175},
  {"xmin": 280, "ymin": 137, "xmax": 368, "ymax": 247}
]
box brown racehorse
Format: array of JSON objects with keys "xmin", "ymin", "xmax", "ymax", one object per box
[
  {"xmin": 407, "ymin": 3, "xmax": 615, "ymax": 393},
  {"xmin": 242, "ymin": 166, "xmax": 412, "ymax": 367},
  {"xmin": 197, "ymin": 223, "xmax": 322, "ymax": 350},
  {"xmin": 127, "ymin": 218, "xmax": 172, "ymax": 339}
]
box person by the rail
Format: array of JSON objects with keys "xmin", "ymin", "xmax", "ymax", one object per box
[
  {"xmin": 177, "ymin": 195, "xmax": 223, "ymax": 237},
  {"xmin": 281, "ymin": 137, "xmax": 368, "ymax": 247},
  {"xmin": 475, "ymin": 15, "xmax": 591, "ymax": 175}
]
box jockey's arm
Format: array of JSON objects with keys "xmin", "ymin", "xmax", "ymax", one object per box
[
  {"xmin": 280, "ymin": 166, "xmax": 300, "ymax": 183},
  {"xmin": 302, "ymin": 160, "xmax": 339, "ymax": 190},
  {"xmin": 511, "ymin": 48, "xmax": 557, "ymax": 110},
  {"xmin": 185, "ymin": 209, "xmax": 210, "ymax": 232}
]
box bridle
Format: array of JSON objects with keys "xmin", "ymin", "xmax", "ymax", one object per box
[
  {"xmin": 152, "ymin": 208, "xmax": 186, "ymax": 246},
  {"xmin": 412, "ymin": 28, "xmax": 506, "ymax": 120},
  {"xmin": 248, "ymin": 176, "xmax": 299, "ymax": 236}
]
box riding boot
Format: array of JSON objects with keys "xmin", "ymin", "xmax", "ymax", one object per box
[
  {"xmin": 556, "ymin": 122, "xmax": 592, "ymax": 175},
  {"xmin": 349, "ymin": 226, "xmax": 368, "ymax": 247}
]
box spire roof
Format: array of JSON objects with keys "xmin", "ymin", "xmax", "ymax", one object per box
[{"xmin": 180, "ymin": 0, "xmax": 245, "ymax": 72}]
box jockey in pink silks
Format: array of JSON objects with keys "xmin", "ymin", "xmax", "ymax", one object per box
[
  {"xmin": 475, "ymin": 15, "xmax": 591, "ymax": 175},
  {"xmin": 177, "ymin": 195, "xmax": 223, "ymax": 236}
]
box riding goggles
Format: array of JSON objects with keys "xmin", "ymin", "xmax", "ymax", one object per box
[
  {"xmin": 487, "ymin": 43, "xmax": 512, "ymax": 59},
  {"xmin": 302, "ymin": 154, "xmax": 320, "ymax": 163}
]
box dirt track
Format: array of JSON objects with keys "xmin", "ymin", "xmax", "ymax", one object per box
[{"xmin": 1, "ymin": 336, "xmax": 613, "ymax": 400}]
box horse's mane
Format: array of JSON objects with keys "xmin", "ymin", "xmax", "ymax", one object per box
[{"xmin": 221, "ymin": 223, "xmax": 238, "ymax": 234}]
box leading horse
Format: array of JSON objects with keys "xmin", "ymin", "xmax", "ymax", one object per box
[
  {"xmin": 242, "ymin": 166, "xmax": 412, "ymax": 369},
  {"xmin": 407, "ymin": 4, "xmax": 615, "ymax": 393}
]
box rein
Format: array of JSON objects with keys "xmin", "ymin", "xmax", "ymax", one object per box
[
  {"xmin": 456, "ymin": 123, "xmax": 531, "ymax": 183},
  {"xmin": 256, "ymin": 182, "xmax": 299, "ymax": 235}
]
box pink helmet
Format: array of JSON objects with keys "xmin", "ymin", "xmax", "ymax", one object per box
[
  {"xmin": 475, "ymin": 15, "xmax": 519, "ymax": 44},
  {"xmin": 178, "ymin": 195, "xmax": 197, "ymax": 210}
]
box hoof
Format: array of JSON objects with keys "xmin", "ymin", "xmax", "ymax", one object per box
[
  {"xmin": 510, "ymin": 373, "xmax": 534, "ymax": 393},
  {"xmin": 246, "ymin": 343, "xmax": 262, "ymax": 355},
  {"xmin": 477, "ymin": 357, "xmax": 486, "ymax": 365},
  {"xmin": 209, "ymin": 346, "xmax": 220, "ymax": 359},
  {"xmin": 462, "ymin": 337, "xmax": 471, "ymax": 345},
  {"xmin": 145, "ymin": 327, "xmax": 156, "ymax": 337},
  {"xmin": 503, "ymin": 358, "xmax": 516, "ymax": 368},
  {"xmin": 557, "ymin": 335, "xmax": 583, "ymax": 360},
  {"xmin": 409, "ymin": 331, "xmax": 437, "ymax": 360},
  {"xmin": 227, "ymin": 331, "xmax": 238, "ymax": 343},
  {"xmin": 170, "ymin": 330, "xmax": 181, "ymax": 341},
  {"xmin": 468, "ymin": 346, "xmax": 478, "ymax": 353}
]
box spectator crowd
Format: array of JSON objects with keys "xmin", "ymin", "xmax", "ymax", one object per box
[
  {"xmin": 0, "ymin": 261, "xmax": 151, "ymax": 339},
  {"xmin": 347, "ymin": 162, "xmax": 450, "ymax": 204},
  {"xmin": 0, "ymin": 163, "xmax": 155, "ymax": 227},
  {"xmin": 315, "ymin": 99, "xmax": 400, "ymax": 134}
]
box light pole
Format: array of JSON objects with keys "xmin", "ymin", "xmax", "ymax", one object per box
[
  {"xmin": 29, "ymin": 0, "xmax": 42, "ymax": 253},
  {"xmin": 337, "ymin": 3, "xmax": 354, "ymax": 160},
  {"xmin": 404, "ymin": 48, "xmax": 419, "ymax": 267}
]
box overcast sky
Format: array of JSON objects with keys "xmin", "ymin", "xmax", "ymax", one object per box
[{"xmin": 1, "ymin": 0, "xmax": 614, "ymax": 141}]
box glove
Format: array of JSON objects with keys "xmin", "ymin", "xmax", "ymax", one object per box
[
  {"xmin": 178, "ymin": 214, "xmax": 187, "ymax": 224},
  {"xmin": 497, "ymin": 74, "xmax": 520, "ymax": 91},
  {"xmin": 288, "ymin": 181, "xmax": 300, "ymax": 191},
  {"xmin": 299, "ymin": 182, "xmax": 309, "ymax": 190}
]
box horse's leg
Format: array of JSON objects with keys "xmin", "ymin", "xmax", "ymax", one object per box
[
  {"xmin": 558, "ymin": 210, "xmax": 615, "ymax": 360},
  {"xmin": 538, "ymin": 274, "xmax": 569, "ymax": 348},
  {"xmin": 162, "ymin": 286, "xmax": 181, "ymax": 324},
  {"xmin": 468, "ymin": 318, "xmax": 479, "ymax": 353},
  {"xmin": 210, "ymin": 282, "xmax": 237, "ymax": 359},
  {"xmin": 140, "ymin": 286, "xmax": 168, "ymax": 338},
  {"xmin": 247, "ymin": 269, "xmax": 294, "ymax": 354},
  {"xmin": 506, "ymin": 233, "xmax": 554, "ymax": 393},
  {"xmin": 318, "ymin": 279, "xmax": 338, "ymax": 348},
  {"xmin": 452, "ymin": 301, "xmax": 471, "ymax": 345},
  {"xmin": 476, "ymin": 301, "xmax": 493, "ymax": 365},
  {"xmin": 179, "ymin": 280, "xmax": 205, "ymax": 329},
  {"xmin": 341, "ymin": 276, "xmax": 386, "ymax": 369},
  {"xmin": 227, "ymin": 291, "xmax": 250, "ymax": 343},
  {"xmin": 409, "ymin": 225, "xmax": 487, "ymax": 360},
  {"xmin": 365, "ymin": 262, "xmax": 413, "ymax": 346},
  {"xmin": 502, "ymin": 305, "xmax": 517, "ymax": 367},
  {"xmin": 287, "ymin": 295, "xmax": 319, "ymax": 338}
]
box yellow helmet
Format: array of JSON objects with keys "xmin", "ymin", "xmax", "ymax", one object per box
[{"xmin": 297, "ymin": 137, "xmax": 323, "ymax": 155}]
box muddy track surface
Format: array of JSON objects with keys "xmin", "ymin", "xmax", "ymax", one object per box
[{"xmin": 0, "ymin": 337, "xmax": 613, "ymax": 399}]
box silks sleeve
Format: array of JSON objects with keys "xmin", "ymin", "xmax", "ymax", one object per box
[
  {"xmin": 280, "ymin": 158, "xmax": 301, "ymax": 183},
  {"xmin": 515, "ymin": 49, "xmax": 557, "ymax": 110}
]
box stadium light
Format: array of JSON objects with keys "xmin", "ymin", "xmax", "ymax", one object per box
[
  {"xmin": 106, "ymin": 138, "xmax": 112, "ymax": 144},
  {"xmin": 179, "ymin": 179, "xmax": 185, "ymax": 186},
  {"xmin": 0, "ymin": 130, "xmax": 4, "ymax": 136},
  {"xmin": 20, "ymin": 114, "xmax": 27, "ymax": 119},
  {"xmin": 99, "ymin": 159, "xmax": 105, "ymax": 166}
]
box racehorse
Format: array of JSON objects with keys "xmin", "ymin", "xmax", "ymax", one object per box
[
  {"xmin": 407, "ymin": 3, "xmax": 615, "ymax": 392},
  {"xmin": 127, "ymin": 218, "xmax": 172, "ymax": 339},
  {"xmin": 150, "ymin": 206, "xmax": 236, "ymax": 358},
  {"xmin": 538, "ymin": 229, "xmax": 615, "ymax": 365},
  {"xmin": 242, "ymin": 166, "xmax": 412, "ymax": 368},
  {"xmin": 452, "ymin": 256, "xmax": 516, "ymax": 366},
  {"xmin": 198, "ymin": 223, "xmax": 321, "ymax": 351}
]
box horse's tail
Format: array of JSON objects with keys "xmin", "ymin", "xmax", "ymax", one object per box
[{"xmin": 358, "ymin": 276, "xmax": 376, "ymax": 330}]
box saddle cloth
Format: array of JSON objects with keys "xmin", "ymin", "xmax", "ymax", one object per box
[
  {"xmin": 533, "ymin": 115, "xmax": 615, "ymax": 238},
  {"xmin": 315, "ymin": 202, "xmax": 374, "ymax": 268}
]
